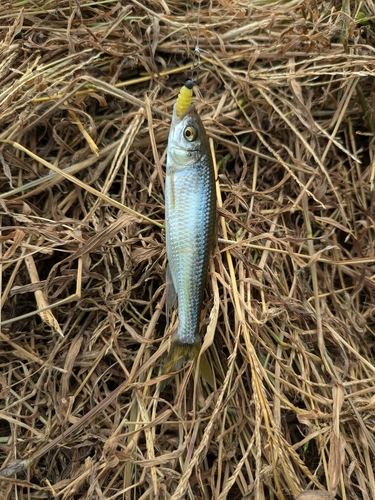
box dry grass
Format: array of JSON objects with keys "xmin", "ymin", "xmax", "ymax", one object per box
[{"xmin": 1, "ymin": 0, "xmax": 375, "ymax": 498}]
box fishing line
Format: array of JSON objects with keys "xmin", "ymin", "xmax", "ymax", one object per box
[
  {"xmin": 190, "ymin": 0, "xmax": 205, "ymax": 82},
  {"xmin": 192, "ymin": 0, "xmax": 202, "ymax": 69}
]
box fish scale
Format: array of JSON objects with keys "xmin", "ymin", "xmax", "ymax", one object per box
[{"xmin": 166, "ymin": 161, "xmax": 214, "ymax": 344}]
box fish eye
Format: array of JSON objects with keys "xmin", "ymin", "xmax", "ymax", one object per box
[{"xmin": 184, "ymin": 126, "xmax": 197, "ymax": 142}]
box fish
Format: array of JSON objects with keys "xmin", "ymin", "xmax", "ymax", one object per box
[{"xmin": 163, "ymin": 81, "xmax": 216, "ymax": 383}]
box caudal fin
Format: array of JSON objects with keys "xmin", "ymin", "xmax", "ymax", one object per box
[{"xmin": 162, "ymin": 341, "xmax": 213, "ymax": 387}]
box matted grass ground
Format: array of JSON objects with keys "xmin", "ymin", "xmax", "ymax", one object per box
[{"xmin": 1, "ymin": 1, "xmax": 375, "ymax": 499}]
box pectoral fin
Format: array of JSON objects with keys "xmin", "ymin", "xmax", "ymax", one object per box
[{"xmin": 166, "ymin": 263, "xmax": 177, "ymax": 328}]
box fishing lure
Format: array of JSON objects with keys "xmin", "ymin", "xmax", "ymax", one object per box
[
  {"xmin": 163, "ymin": 80, "xmax": 216, "ymax": 383},
  {"xmin": 175, "ymin": 79, "xmax": 194, "ymax": 117}
]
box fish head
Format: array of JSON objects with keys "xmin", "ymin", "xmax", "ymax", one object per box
[{"xmin": 167, "ymin": 104, "xmax": 207, "ymax": 169}]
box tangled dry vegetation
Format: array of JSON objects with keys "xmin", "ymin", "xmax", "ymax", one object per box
[{"xmin": 1, "ymin": 0, "xmax": 375, "ymax": 498}]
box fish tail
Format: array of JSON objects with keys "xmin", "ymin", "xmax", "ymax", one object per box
[{"xmin": 162, "ymin": 340, "xmax": 213, "ymax": 386}]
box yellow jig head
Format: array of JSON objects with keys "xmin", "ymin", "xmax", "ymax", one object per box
[{"xmin": 175, "ymin": 79, "xmax": 194, "ymax": 117}]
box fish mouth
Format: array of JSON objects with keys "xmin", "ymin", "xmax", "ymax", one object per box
[{"xmin": 173, "ymin": 103, "xmax": 196, "ymax": 122}]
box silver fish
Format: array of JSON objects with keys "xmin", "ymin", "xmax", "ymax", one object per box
[{"xmin": 163, "ymin": 86, "xmax": 216, "ymax": 380}]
